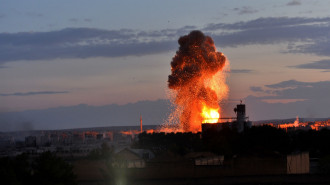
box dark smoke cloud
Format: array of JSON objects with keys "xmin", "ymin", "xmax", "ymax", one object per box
[
  {"xmin": 167, "ymin": 30, "xmax": 227, "ymax": 131},
  {"xmin": 168, "ymin": 30, "xmax": 226, "ymax": 88}
]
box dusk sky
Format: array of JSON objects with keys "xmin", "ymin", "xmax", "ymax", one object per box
[{"xmin": 1, "ymin": 0, "xmax": 330, "ymax": 130}]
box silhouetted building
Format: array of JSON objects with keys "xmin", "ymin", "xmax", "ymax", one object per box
[
  {"xmin": 202, "ymin": 103, "xmax": 252, "ymax": 135},
  {"xmin": 25, "ymin": 136, "xmax": 37, "ymax": 147},
  {"xmin": 96, "ymin": 133, "xmax": 104, "ymax": 140},
  {"xmin": 113, "ymin": 148, "xmax": 155, "ymax": 168}
]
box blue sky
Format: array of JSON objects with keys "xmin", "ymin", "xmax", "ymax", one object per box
[{"xmin": 1, "ymin": 0, "xmax": 330, "ymax": 128}]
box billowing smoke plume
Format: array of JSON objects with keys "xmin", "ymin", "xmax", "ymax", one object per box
[{"xmin": 167, "ymin": 30, "xmax": 228, "ymax": 132}]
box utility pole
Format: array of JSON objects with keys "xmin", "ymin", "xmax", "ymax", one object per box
[{"xmin": 140, "ymin": 114, "xmax": 143, "ymax": 133}]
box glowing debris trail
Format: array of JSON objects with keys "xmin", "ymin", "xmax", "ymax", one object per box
[{"xmin": 166, "ymin": 30, "xmax": 229, "ymax": 132}]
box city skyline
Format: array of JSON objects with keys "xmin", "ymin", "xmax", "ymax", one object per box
[{"xmin": 1, "ymin": 0, "xmax": 330, "ymax": 131}]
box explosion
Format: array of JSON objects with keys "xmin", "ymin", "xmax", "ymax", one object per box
[{"xmin": 166, "ymin": 30, "xmax": 229, "ymax": 132}]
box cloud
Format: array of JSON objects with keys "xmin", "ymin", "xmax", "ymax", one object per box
[
  {"xmin": 205, "ymin": 17, "xmax": 330, "ymax": 56},
  {"xmin": 26, "ymin": 12, "xmax": 43, "ymax": 17},
  {"xmin": 244, "ymin": 80, "xmax": 330, "ymax": 120},
  {"xmin": 233, "ymin": 6, "xmax": 258, "ymax": 15},
  {"xmin": 205, "ymin": 17, "xmax": 330, "ymax": 31},
  {"xmin": 290, "ymin": 59, "xmax": 330, "ymax": 69},
  {"xmin": 69, "ymin": 18, "xmax": 79, "ymax": 23},
  {"xmin": 0, "ymin": 91, "xmax": 69, "ymax": 96},
  {"xmin": 84, "ymin": 18, "xmax": 92, "ymax": 22},
  {"xmin": 265, "ymin": 79, "xmax": 312, "ymax": 88},
  {"xmin": 287, "ymin": 0, "xmax": 301, "ymax": 6},
  {"xmin": 250, "ymin": 86, "xmax": 263, "ymax": 92},
  {"xmin": 256, "ymin": 80, "xmax": 330, "ymax": 100},
  {"xmin": 0, "ymin": 65, "xmax": 8, "ymax": 69},
  {"xmin": 245, "ymin": 95, "xmax": 330, "ymax": 120},
  {"xmin": 230, "ymin": 69, "xmax": 254, "ymax": 73},
  {"xmin": 1, "ymin": 17, "xmax": 330, "ymax": 63},
  {"xmin": 0, "ymin": 27, "xmax": 194, "ymax": 63},
  {"xmin": 291, "ymin": 41, "xmax": 330, "ymax": 56}
]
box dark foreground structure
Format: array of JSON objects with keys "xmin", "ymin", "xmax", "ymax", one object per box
[
  {"xmin": 73, "ymin": 127, "xmax": 330, "ymax": 184},
  {"xmin": 74, "ymin": 159, "xmax": 330, "ymax": 185},
  {"xmin": 202, "ymin": 103, "xmax": 252, "ymax": 134},
  {"xmin": 4, "ymin": 102, "xmax": 330, "ymax": 185}
]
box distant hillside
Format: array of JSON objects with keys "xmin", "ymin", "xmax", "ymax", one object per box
[
  {"xmin": 1, "ymin": 98, "xmax": 330, "ymax": 132},
  {"xmin": 0, "ymin": 99, "xmax": 171, "ymax": 132},
  {"xmin": 253, "ymin": 117, "xmax": 330, "ymax": 125}
]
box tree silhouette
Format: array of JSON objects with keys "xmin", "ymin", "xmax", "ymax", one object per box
[
  {"xmin": 0, "ymin": 152, "xmax": 76, "ymax": 185},
  {"xmin": 33, "ymin": 152, "xmax": 76, "ymax": 185}
]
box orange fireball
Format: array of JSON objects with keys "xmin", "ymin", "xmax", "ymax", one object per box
[
  {"xmin": 201, "ymin": 105, "xmax": 220, "ymax": 123},
  {"xmin": 165, "ymin": 30, "xmax": 229, "ymax": 132}
]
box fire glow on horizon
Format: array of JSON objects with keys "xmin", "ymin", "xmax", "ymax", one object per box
[{"xmin": 163, "ymin": 30, "xmax": 229, "ymax": 132}]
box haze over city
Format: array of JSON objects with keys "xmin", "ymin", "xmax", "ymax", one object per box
[{"xmin": 1, "ymin": 0, "xmax": 330, "ymax": 131}]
